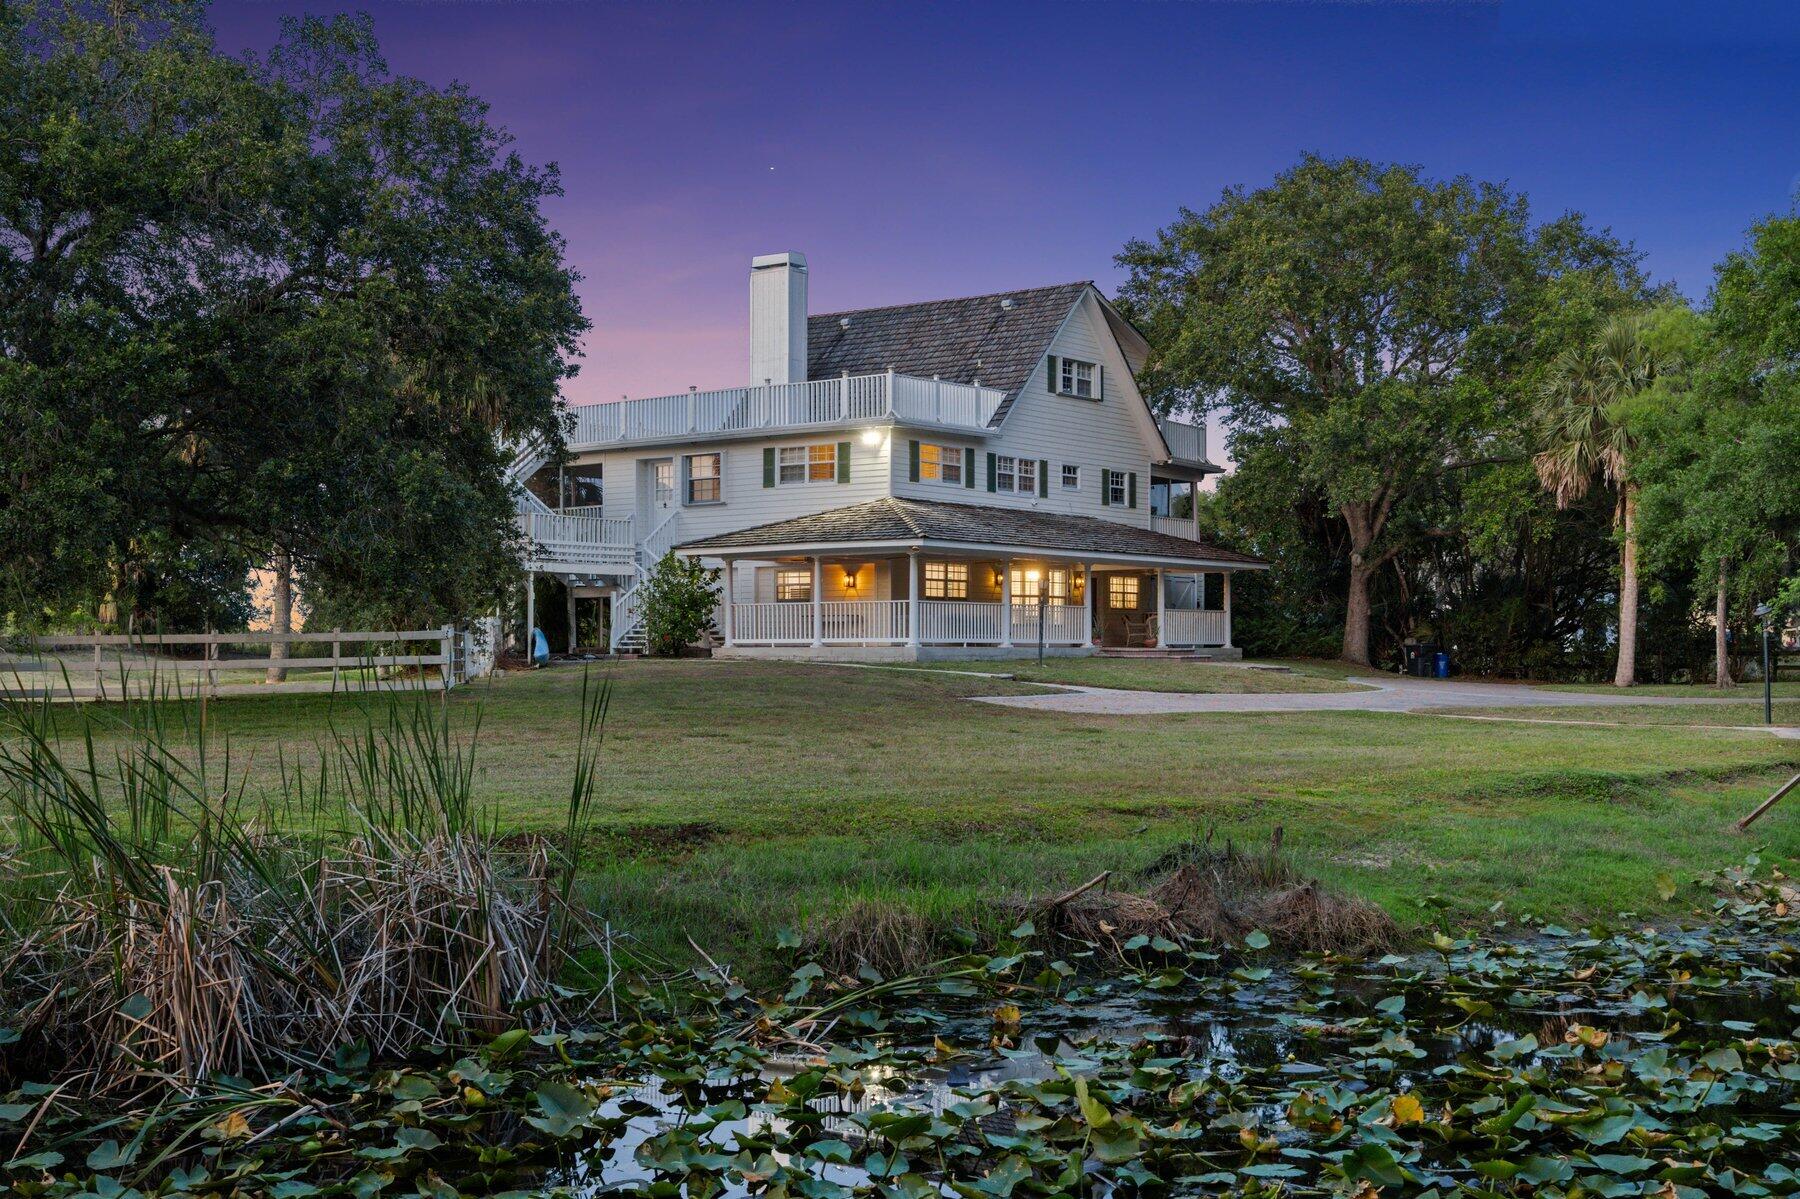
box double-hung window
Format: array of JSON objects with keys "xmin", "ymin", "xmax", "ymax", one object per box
[
  {"xmin": 920, "ymin": 443, "xmax": 962, "ymax": 485},
  {"xmin": 779, "ymin": 443, "xmax": 836, "ymax": 484},
  {"xmin": 922, "ymin": 561, "xmax": 968, "ymax": 600},
  {"xmin": 1061, "ymin": 464, "xmax": 1080, "ymax": 490},
  {"xmin": 1105, "ymin": 469, "xmax": 1128, "ymax": 506},
  {"xmin": 1010, "ymin": 567, "xmax": 1070, "ymax": 604},
  {"xmin": 1108, "ymin": 575, "xmax": 1140, "ymax": 608},
  {"xmin": 775, "ymin": 569, "xmax": 812, "ymax": 602},
  {"xmin": 994, "ymin": 455, "xmax": 1037, "ymax": 494},
  {"xmin": 684, "ymin": 453, "xmax": 721, "ymax": 504},
  {"xmin": 1059, "ymin": 358, "xmax": 1096, "ymax": 398}
]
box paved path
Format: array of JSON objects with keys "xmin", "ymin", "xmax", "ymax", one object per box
[{"xmin": 974, "ymin": 675, "xmax": 1800, "ymax": 737}]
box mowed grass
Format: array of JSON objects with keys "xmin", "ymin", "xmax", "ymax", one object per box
[
  {"xmin": 30, "ymin": 660, "xmax": 1800, "ymax": 971},
  {"xmin": 1423, "ymin": 701, "xmax": 1800, "ymax": 728},
  {"xmin": 904, "ymin": 657, "xmax": 1368, "ymax": 693},
  {"xmin": 1543, "ymin": 680, "xmax": 1800, "ymax": 698}
]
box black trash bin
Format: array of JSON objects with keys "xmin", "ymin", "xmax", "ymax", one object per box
[{"xmin": 1404, "ymin": 642, "xmax": 1438, "ymax": 677}]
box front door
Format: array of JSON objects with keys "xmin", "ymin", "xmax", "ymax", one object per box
[{"xmin": 640, "ymin": 458, "xmax": 675, "ymax": 524}]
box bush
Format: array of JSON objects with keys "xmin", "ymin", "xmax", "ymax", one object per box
[{"xmin": 639, "ymin": 552, "xmax": 721, "ymax": 656}]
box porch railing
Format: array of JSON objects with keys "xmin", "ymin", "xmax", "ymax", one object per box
[
  {"xmin": 919, "ymin": 600, "xmax": 1004, "ymax": 644},
  {"xmin": 732, "ymin": 602, "xmax": 815, "ymax": 644},
  {"xmin": 821, "ymin": 600, "xmax": 909, "ymax": 643},
  {"xmin": 517, "ymin": 509, "xmax": 634, "ymax": 571},
  {"xmin": 566, "ymin": 371, "xmax": 1008, "ymax": 449},
  {"xmin": 1150, "ymin": 514, "xmax": 1200, "ymax": 541},
  {"xmin": 1009, "ymin": 602, "xmax": 1087, "ymax": 645},
  {"xmin": 1159, "ymin": 608, "xmax": 1230, "ymax": 647}
]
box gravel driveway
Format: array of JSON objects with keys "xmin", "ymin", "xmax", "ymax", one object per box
[{"xmin": 974, "ymin": 674, "xmax": 1799, "ymax": 735}]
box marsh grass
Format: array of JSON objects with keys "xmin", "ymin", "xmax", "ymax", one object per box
[{"xmin": 0, "ymin": 668, "xmax": 627, "ymax": 1093}]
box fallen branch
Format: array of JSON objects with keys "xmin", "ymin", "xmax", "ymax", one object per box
[
  {"xmin": 1042, "ymin": 872, "xmax": 1111, "ymax": 910},
  {"xmin": 1737, "ymin": 772, "xmax": 1800, "ymax": 831}
]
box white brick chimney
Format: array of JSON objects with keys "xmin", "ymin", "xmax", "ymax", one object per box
[{"xmin": 750, "ymin": 252, "xmax": 808, "ymax": 385}]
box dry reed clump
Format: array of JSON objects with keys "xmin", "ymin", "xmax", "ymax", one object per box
[
  {"xmin": 1034, "ymin": 829, "xmax": 1395, "ymax": 957},
  {"xmin": 802, "ymin": 899, "xmax": 963, "ymax": 980},
  {"xmin": 0, "ymin": 669, "xmax": 622, "ymax": 1095},
  {"xmin": 1, "ymin": 833, "xmax": 591, "ymax": 1091}
]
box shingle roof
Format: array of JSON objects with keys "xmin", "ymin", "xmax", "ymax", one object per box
[
  {"xmin": 677, "ymin": 497, "xmax": 1267, "ymax": 567},
  {"xmin": 807, "ymin": 283, "xmax": 1091, "ymax": 426}
]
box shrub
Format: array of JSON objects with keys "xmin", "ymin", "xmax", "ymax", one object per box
[{"xmin": 639, "ymin": 551, "xmax": 720, "ymax": 656}]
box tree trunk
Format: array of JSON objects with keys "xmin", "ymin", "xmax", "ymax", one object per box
[
  {"xmin": 1714, "ymin": 562, "xmax": 1732, "ymax": 688},
  {"xmin": 1613, "ymin": 489, "xmax": 1638, "ymax": 688},
  {"xmin": 266, "ymin": 549, "xmax": 293, "ymax": 684},
  {"xmin": 1343, "ymin": 557, "xmax": 1375, "ymax": 666}
]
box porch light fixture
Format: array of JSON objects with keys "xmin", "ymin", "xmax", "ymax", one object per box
[{"xmin": 844, "ymin": 570, "xmax": 858, "ymax": 592}]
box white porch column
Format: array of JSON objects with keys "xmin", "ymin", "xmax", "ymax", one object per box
[
  {"xmin": 1223, "ymin": 572, "xmax": 1234, "ymax": 648},
  {"xmin": 722, "ymin": 559, "xmax": 736, "ymax": 647},
  {"xmin": 811, "ymin": 556, "xmax": 824, "ymax": 647},
  {"xmin": 1155, "ymin": 567, "xmax": 1166, "ymax": 646},
  {"xmin": 566, "ymin": 583, "xmax": 578, "ymax": 654},
  {"xmin": 906, "ymin": 552, "xmax": 922, "ymax": 648},
  {"xmin": 1082, "ymin": 563, "xmax": 1094, "ymax": 646},
  {"xmin": 524, "ymin": 571, "xmax": 536, "ymax": 640},
  {"xmin": 999, "ymin": 558, "xmax": 1014, "ymax": 647}
]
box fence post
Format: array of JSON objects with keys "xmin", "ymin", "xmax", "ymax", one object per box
[
  {"xmin": 93, "ymin": 640, "xmax": 104, "ymax": 702},
  {"xmin": 207, "ymin": 636, "xmax": 219, "ymax": 698},
  {"xmin": 331, "ymin": 630, "xmax": 342, "ymax": 690},
  {"xmin": 441, "ymin": 624, "xmax": 455, "ymax": 689}
]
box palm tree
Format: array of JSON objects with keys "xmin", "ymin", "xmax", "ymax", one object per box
[{"xmin": 1534, "ymin": 314, "xmax": 1668, "ymax": 687}]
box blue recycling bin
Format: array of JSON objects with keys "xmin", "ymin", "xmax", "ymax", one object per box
[{"xmin": 1434, "ymin": 651, "xmax": 1449, "ymax": 679}]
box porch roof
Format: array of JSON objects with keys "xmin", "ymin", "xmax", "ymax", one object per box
[{"xmin": 675, "ymin": 497, "xmax": 1268, "ymax": 570}]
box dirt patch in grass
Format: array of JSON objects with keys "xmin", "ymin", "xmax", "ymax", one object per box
[{"xmin": 599, "ymin": 821, "xmax": 725, "ymax": 858}]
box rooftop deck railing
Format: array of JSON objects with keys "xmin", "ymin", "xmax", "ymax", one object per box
[{"xmin": 566, "ymin": 371, "xmax": 1008, "ymax": 448}]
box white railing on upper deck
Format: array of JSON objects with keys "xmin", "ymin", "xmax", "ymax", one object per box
[
  {"xmin": 1157, "ymin": 417, "xmax": 1207, "ymax": 464},
  {"xmin": 566, "ymin": 372, "xmax": 1007, "ymax": 448},
  {"xmin": 1159, "ymin": 609, "xmax": 1230, "ymax": 647},
  {"xmin": 1150, "ymin": 514, "xmax": 1200, "ymax": 541},
  {"xmin": 518, "ymin": 509, "xmax": 634, "ymax": 570}
]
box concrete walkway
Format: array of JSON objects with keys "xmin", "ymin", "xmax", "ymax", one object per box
[{"xmin": 974, "ymin": 674, "xmax": 1800, "ymax": 737}]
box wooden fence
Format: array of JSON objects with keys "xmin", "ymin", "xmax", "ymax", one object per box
[{"xmin": 0, "ymin": 628, "xmax": 463, "ymax": 701}]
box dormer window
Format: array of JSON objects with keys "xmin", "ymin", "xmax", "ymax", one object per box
[{"xmin": 1059, "ymin": 358, "xmax": 1095, "ymax": 398}]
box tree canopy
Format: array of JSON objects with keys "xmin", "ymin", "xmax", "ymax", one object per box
[
  {"xmin": 0, "ymin": 2, "xmax": 586, "ymax": 631},
  {"xmin": 1117, "ymin": 155, "xmax": 1651, "ymax": 664}
]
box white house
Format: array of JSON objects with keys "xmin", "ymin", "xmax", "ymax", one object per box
[{"xmin": 511, "ymin": 253, "xmax": 1266, "ymax": 660}]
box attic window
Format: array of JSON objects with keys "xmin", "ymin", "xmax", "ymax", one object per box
[{"xmin": 1059, "ymin": 358, "xmax": 1095, "ymax": 398}]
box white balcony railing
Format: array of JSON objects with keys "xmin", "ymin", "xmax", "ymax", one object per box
[
  {"xmin": 566, "ymin": 371, "xmax": 1008, "ymax": 449},
  {"xmin": 1150, "ymin": 514, "xmax": 1200, "ymax": 541},
  {"xmin": 1157, "ymin": 417, "xmax": 1208, "ymax": 465},
  {"xmin": 518, "ymin": 509, "xmax": 634, "ymax": 571}
]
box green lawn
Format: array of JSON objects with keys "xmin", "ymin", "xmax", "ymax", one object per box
[
  {"xmin": 1542, "ymin": 680, "xmax": 1800, "ymax": 697},
  {"xmin": 903, "ymin": 656, "xmax": 1368, "ymax": 693},
  {"xmin": 29, "ymin": 660, "xmax": 1800, "ymax": 972},
  {"xmin": 1424, "ymin": 700, "xmax": 1800, "ymax": 728}
]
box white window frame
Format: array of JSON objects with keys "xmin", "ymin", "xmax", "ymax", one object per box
[
  {"xmin": 994, "ymin": 455, "xmax": 1037, "ymax": 495},
  {"xmin": 1105, "ymin": 469, "xmax": 1127, "ymax": 506},
  {"xmin": 1009, "ymin": 566, "xmax": 1070, "ymax": 604},
  {"xmin": 1017, "ymin": 458, "xmax": 1038, "ymax": 495},
  {"xmin": 1059, "ymin": 358, "xmax": 1096, "ymax": 398},
  {"xmin": 920, "ymin": 442, "xmax": 962, "ymax": 486},
  {"xmin": 684, "ymin": 452, "xmax": 722, "ymax": 505},
  {"xmin": 1061, "ymin": 464, "xmax": 1080, "ymax": 490},
  {"xmin": 775, "ymin": 569, "xmax": 812, "ymax": 602},
  {"xmin": 779, "ymin": 443, "xmax": 837, "ymax": 485},
  {"xmin": 922, "ymin": 560, "xmax": 968, "ymax": 600},
  {"xmin": 1108, "ymin": 575, "xmax": 1140, "ymax": 608}
]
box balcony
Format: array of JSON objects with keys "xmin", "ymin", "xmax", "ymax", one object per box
[
  {"xmin": 517, "ymin": 505, "xmax": 635, "ymax": 573},
  {"xmin": 1156, "ymin": 417, "xmax": 1208, "ymax": 466},
  {"xmin": 566, "ymin": 371, "xmax": 1009, "ymax": 450}
]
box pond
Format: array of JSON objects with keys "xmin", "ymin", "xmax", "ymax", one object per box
[{"xmin": 4, "ymin": 866, "xmax": 1796, "ymax": 1198}]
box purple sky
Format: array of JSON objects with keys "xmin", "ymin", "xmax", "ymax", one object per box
[{"xmin": 210, "ymin": 0, "xmax": 1800, "ymax": 434}]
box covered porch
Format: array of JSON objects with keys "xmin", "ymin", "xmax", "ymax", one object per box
[
  {"xmin": 675, "ymin": 495, "xmax": 1265, "ymax": 662},
  {"xmin": 709, "ymin": 551, "xmax": 1236, "ymax": 658}
]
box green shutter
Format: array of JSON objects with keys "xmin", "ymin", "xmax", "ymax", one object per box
[
  {"xmin": 986, "ymin": 452, "xmax": 997, "ymax": 492},
  {"xmin": 1037, "ymin": 459, "xmax": 1049, "ymax": 498},
  {"xmin": 1128, "ymin": 471, "xmax": 1138, "ymax": 509},
  {"xmin": 1046, "ymin": 355, "xmax": 1058, "ymax": 393},
  {"xmin": 836, "ymin": 441, "xmax": 850, "ymax": 483},
  {"xmin": 908, "ymin": 439, "xmax": 920, "ymax": 482},
  {"xmin": 762, "ymin": 447, "xmax": 775, "ymax": 488},
  {"xmin": 963, "ymin": 447, "xmax": 975, "ymax": 488},
  {"xmin": 1100, "ymin": 469, "xmax": 1111, "ymax": 506}
]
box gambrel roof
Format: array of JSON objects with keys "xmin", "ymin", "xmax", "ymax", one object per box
[
  {"xmin": 807, "ymin": 282, "xmax": 1091, "ymax": 417},
  {"xmin": 678, "ymin": 497, "xmax": 1267, "ymax": 568}
]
